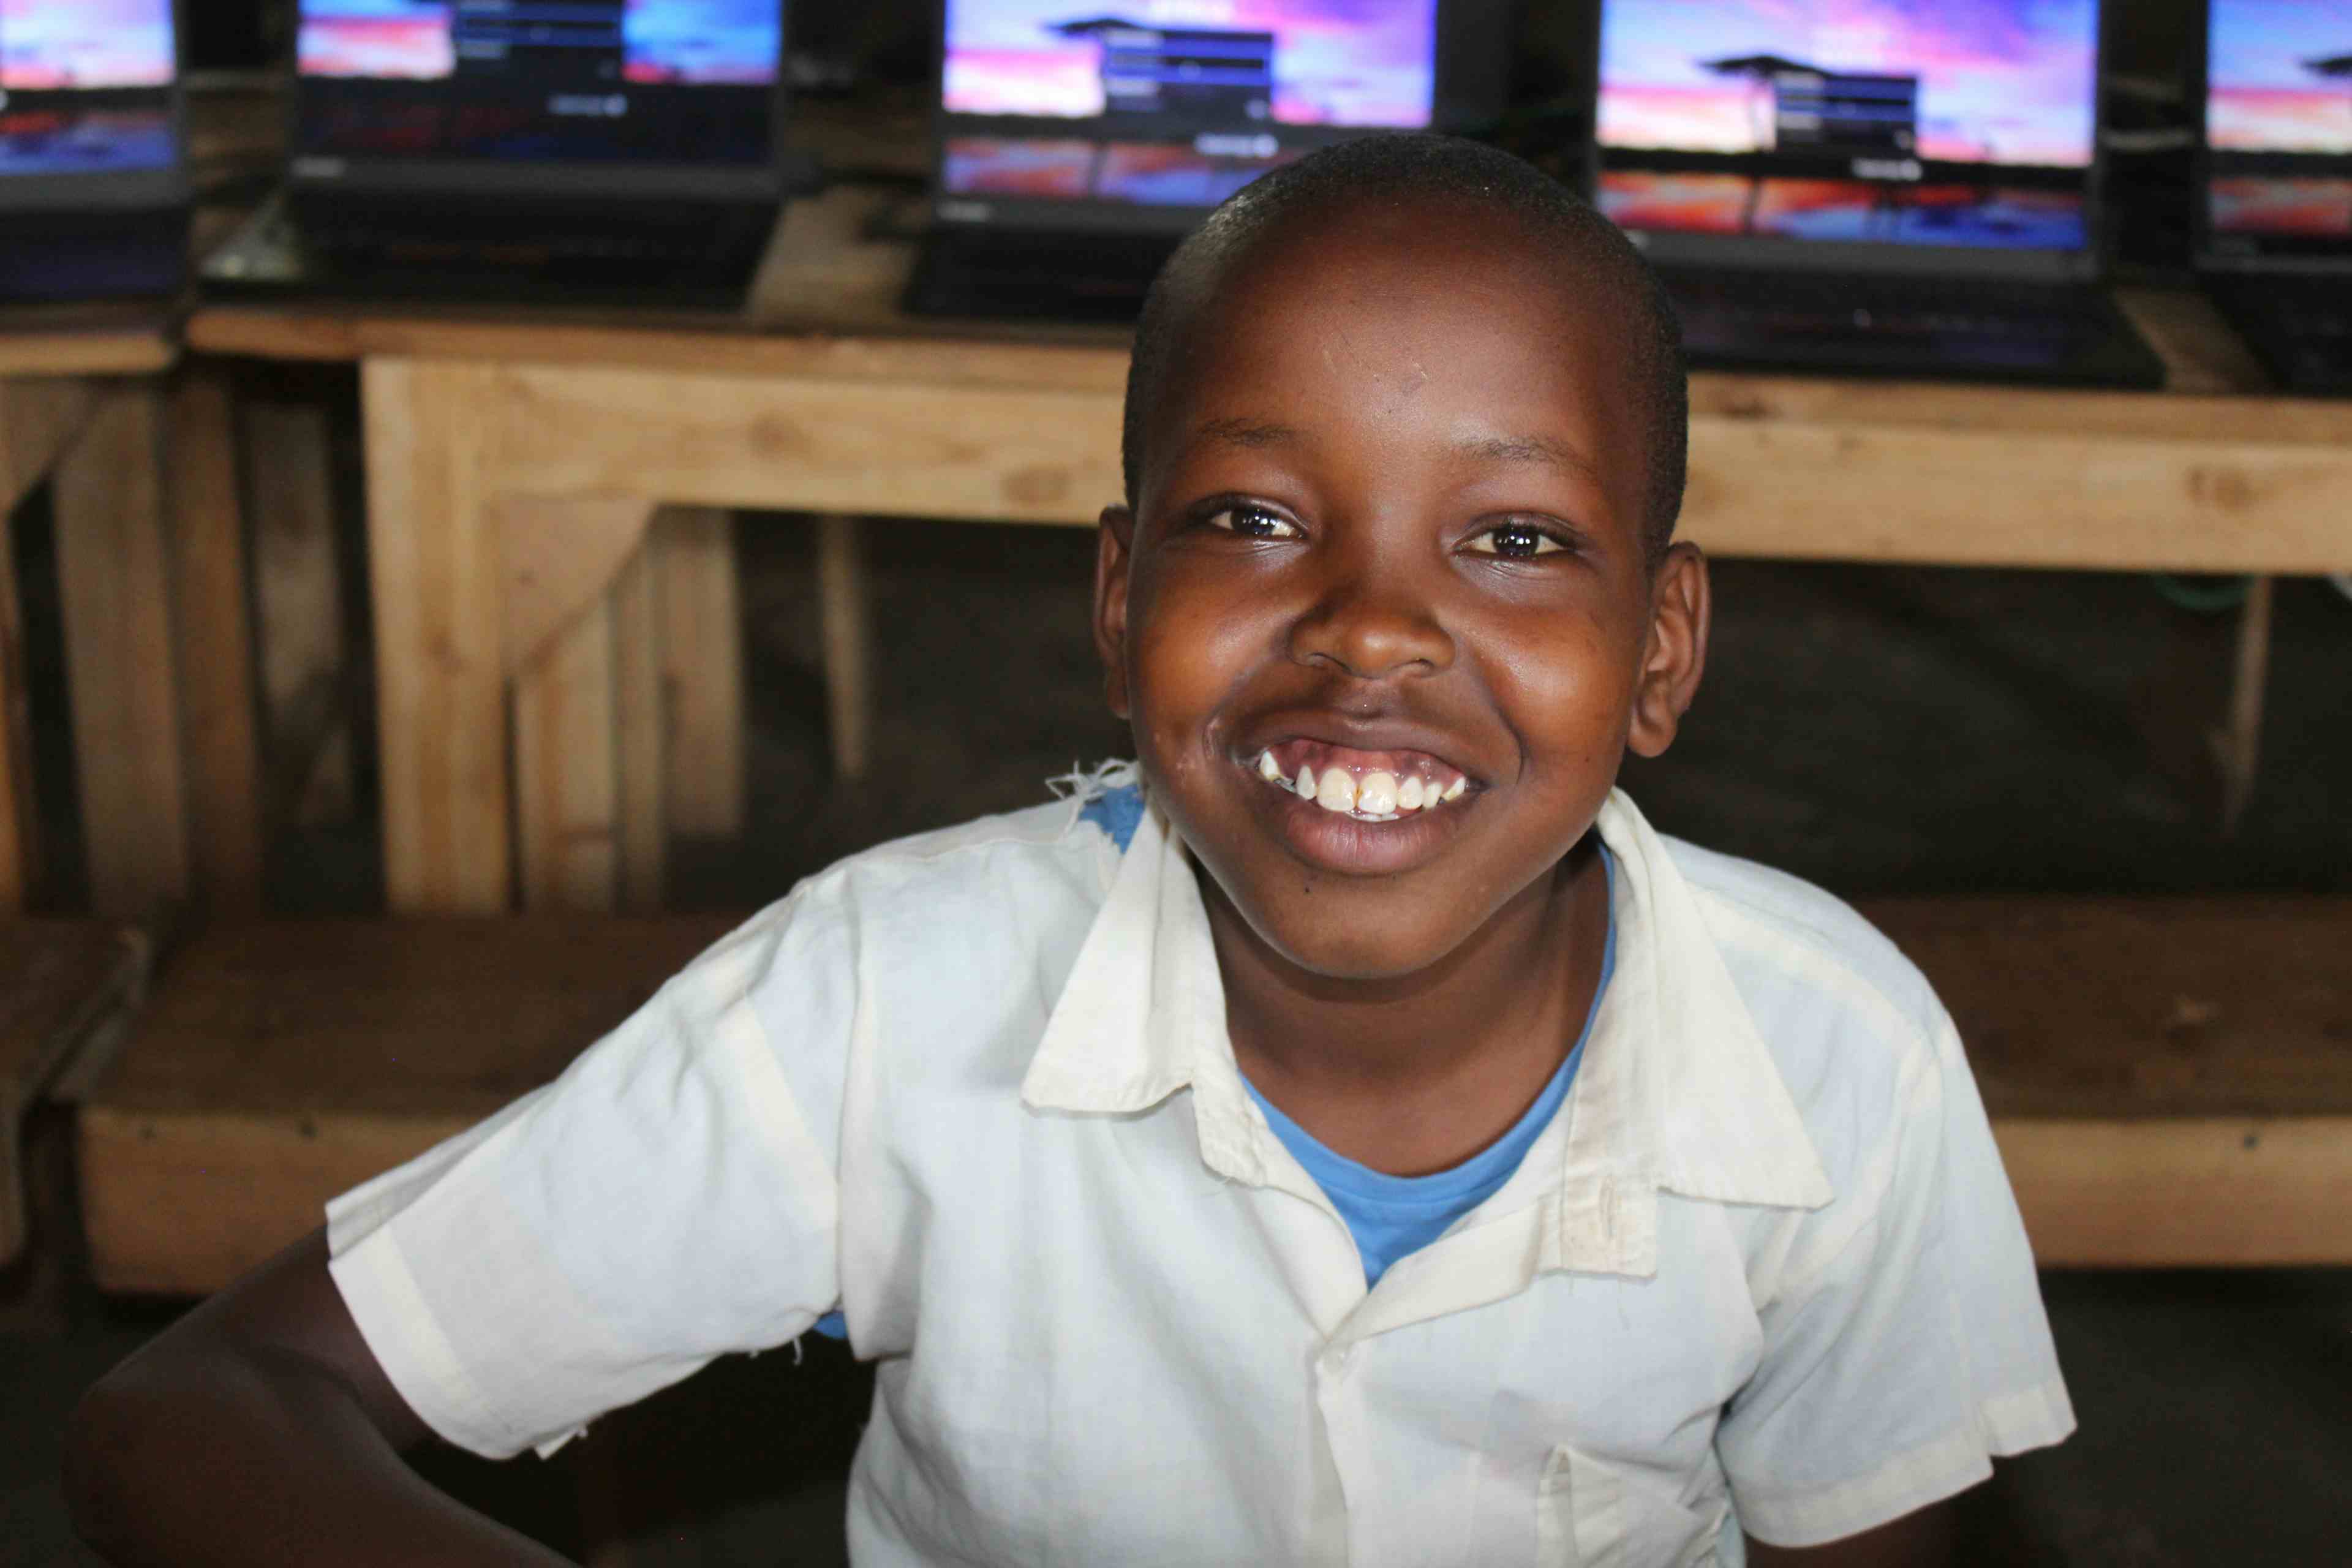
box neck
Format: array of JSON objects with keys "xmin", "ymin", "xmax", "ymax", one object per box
[{"xmin": 1204, "ymin": 835, "xmax": 1610, "ymax": 1173}]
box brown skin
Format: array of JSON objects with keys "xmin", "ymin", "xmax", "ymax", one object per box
[
  {"xmin": 1095, "ymin": 194, "xmax": 1951, "ymax": 1562},
  {"xmin": 66, "ymin": 194, "xmax": 1945, "ymax": 1566}
]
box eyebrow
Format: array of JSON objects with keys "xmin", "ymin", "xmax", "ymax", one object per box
[
  {"xmin": 1193, "ymin": 415, "xmax": 1302, "ymax": 449},
  {"xmin": 1457, "ymin": 433, "xmax": 1603, "ymax": 485}
]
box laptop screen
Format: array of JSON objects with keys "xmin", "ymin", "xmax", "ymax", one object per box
[
  {"xmin": 0, "ymin": 0, "xmax": 178, "ymax": 186},
  {"xmin": 935, "ymin": 0, "xmax": 1440, "ymax": 231},
  {"xmin": 1593, "ymin": 0, "xmax": 2101, "ymax": 263},
  {"xmin": 2204, "ymin": 0, "xmax": 2351, "ymax": 262},
  {"xmin": 292, "ymin": 1, "xmax": 781, "ymax": 182}
]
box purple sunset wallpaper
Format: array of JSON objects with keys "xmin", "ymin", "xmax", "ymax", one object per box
[
  {"xmin": 298, "ymin": 1, "xmax": 777, "ymax": 84},
  {"xmin": 0, "ymin": 0, "xmax": 175, "ymax": 89},
  {"xmin": 944, "ymin": 0, "xmax": 1436, "ymax": 127},
  {"xmin": 2207, "ymin": 0, "xmax": 2351, "ymax": 155},
  {"xmin": 1597, "ymin": 0, "xmax": 2098, "ymax": 168}
]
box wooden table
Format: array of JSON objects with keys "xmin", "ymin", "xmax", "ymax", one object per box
[
  {"xmin": 186, "ymin": 187, "xmax": 2352, "ymax": 915},
  {"xmin": 1, "ymin": 306, "xmax": 262, "ymax": 916}
]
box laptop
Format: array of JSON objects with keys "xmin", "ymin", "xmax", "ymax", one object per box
[
  {"xmin": 2196, "ymin": 0, "xmax": 2352, "ymax": 394},
  {"xmin": 1587, "ymin": 0, "xmax": 2163, "ymax": 387},
  {"xmin": 0, "ymin": 0, "xmax": 190, "ymax": 303},
  {"xmin": 203, "ymin": 0, "xmax": 797, "ymax": 307},
  {"xmin": 905, "ymin": 0, "xmax": 1510, "ymax": 322}
]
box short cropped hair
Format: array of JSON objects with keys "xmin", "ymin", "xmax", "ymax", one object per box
[{"xmin": 1120, "ymin": 134, "xmax": 1689, "ymax": 563}]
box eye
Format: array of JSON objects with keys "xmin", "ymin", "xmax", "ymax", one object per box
[
  {"xmin": 1205, "ymin": 502, "xmax": 1302, "ymax": 541},
  {"xmin": 1466, "ymin": 519, "xmax": 1567, "ymax": 559}
]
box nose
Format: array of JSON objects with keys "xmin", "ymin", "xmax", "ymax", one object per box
[{"xmin": 1287, "ymin": 567, "xmax": 1455, "ymax": 682}]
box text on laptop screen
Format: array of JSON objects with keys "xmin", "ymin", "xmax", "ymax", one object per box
[
  {"xmin": 0, "ymin": 0, "xmax": 176, "ymax": 178},
  {"xmin": 295, "ymin": 1, "xmax": 779, "ymax": 165},
  {"xmin": 940, "ymin": 0, "xmax": 1436, "ymax": 211},
  {"xmin": 1594, "ymin": 0, "xmax": 2098, "ymax": 251},
  {"xmin": 2206, "ymin": 0, "xmax": 2351, "ymax": 249}
]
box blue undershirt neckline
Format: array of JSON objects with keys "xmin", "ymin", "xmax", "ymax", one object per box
[{"xmin": 810, "ymin": 784, "xmax": 1613, "ymax": 1338}]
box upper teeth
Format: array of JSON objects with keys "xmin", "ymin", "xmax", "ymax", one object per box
[{"xmin": 1256, "ymin": 750, "xmax": 1466, "ymax": 820}]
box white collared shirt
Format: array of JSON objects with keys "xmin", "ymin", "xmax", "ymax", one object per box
[{"xmin": 328, "ymin": 782, "xmax": 2071, "ymax": 1566}]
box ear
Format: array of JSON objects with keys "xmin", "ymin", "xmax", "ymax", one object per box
[
  {"xmin": 1091, "ymin": 505, "xmax": 1138, "ymax": 720},
  {"xmin": 1627, "ymin": 542, "xmax": 1709, "ymax": 759}
]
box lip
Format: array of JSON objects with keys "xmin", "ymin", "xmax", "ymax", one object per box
[
  {"xmin": 1238, "ymin": 714, "xmax": 1481, "ymax": 785},
  {"xmin": 1230, "ymin": 717, "xmax": 1483, "ymax": 876}
]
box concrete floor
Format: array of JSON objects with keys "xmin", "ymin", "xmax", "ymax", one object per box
[{"xmin": 6, "ymin": 509, "xmax": 2350, "ymax": 1564}]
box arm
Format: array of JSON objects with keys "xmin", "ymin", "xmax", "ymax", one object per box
[
  {"xmin": 1747, "ymin": 1500, "xmax": 1954, "ymax": 1568},
  {"xmin": 64, "ymin": 1226, "xmax": 572, "ymax": 1568}
]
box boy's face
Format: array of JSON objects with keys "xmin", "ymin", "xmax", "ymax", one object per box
[{"xmin": 1095, "ymin": 200, "xmax": 1708, "ymax": 981}]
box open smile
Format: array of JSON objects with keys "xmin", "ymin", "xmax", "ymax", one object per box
[{"xmin": 1232, "ymin": 739, "xmax": 1482, "ymax": 875}]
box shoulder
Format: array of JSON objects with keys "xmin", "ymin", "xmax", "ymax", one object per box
[{"xmin": 1657, "ymin": 836, "xmax": 1956, "ymax": 1210}]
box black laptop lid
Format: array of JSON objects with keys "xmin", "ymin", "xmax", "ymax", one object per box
[
  {"xmin": 929, "ymin": 0, "xmax": 1510, "ymax": 238},
  {"xmin": 288, "ymin": 0, "xmax": 787, "ymax": 202},
  {"xmin": 2198, "ymin": 0, "xmax": 2352, "ymax": 274},
  {"xmin": 1588, "ymin": 0, "xmax": 2111, "ymax": 280},
  {"xmin": 0, "ymin": 0, "xmax": 186, "ymax": 213}
]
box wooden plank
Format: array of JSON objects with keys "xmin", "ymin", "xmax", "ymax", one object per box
[
  {"xmin": 2, "ymin": 377, "xmax": 102, "ymax": 518},
  {"xmin": 1, "ymin": 921, "xmax": 145, "ymax": 1267},
  {"xmin": 495, "ymin": 493, "xmax": 658, "ymax": 677},
  {"xmin": 166, "ymin": 368, "xmax": 266, "ymax": 910},
  {"xmin": 611, "ymin": 543, "xmax": 665, "ymax": 910},
  {"xmin": 1863, "ymin": 897, "xmax": 2352, "ymax": 1120},
  {"xmin": 0, "ymin": 320, "xmax": 175, "ymax": 380},
  {"xmin": 1994, "ymin": 1117, "xmax": 2352, "ymax": 1268},
  {"xmin": 50, "ymin": 383, "xmax": 192, "ymax": 916},
  {"xmin": 514, "ymin": 598, "xmax": 619, "ymax": 911},
  {"xmin": 243, "ymin": 395, "xmax": 354, "ymax": 826},
  {"xmin": 652, "ymin": 508, "xmax": 744, "ymax": 839},
  {"xmin": 815, "ymin": 514, "xmax": 872, "ymax": 782},
  {"xmin": 75, "ymin": 915, "xmax": 737, "ymax": 1294},
  {"xmin": 363, "ymin": 360, "xmax": 511, "ymax": 913}
]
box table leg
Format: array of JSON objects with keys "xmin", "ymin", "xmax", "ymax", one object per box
[
  {"xmin": 816, "ymin": 514, "xmax": 872, "ymax": 782},
  {"xmin": 2212, "ymin": 574, "xmax": 2274, "ymax": 837},
  {"xmin": 363, "ymin": 360, "xmax": 510, "ymax": 913},
  {"xmin": 51, "ymin": 382, "xmax": 190, "ymax": 916},
  {"xmin": 243, "ymin": 391, "xmax": 353, "ymax": 828},
  {"xmin": 654, "ymin": 507, "xmax": 746, "ymax": 837},
  {"xmin": 516, "ymin": 597, "xmax": 620, "ymax": 910},
  {"xmin": 166, "ymin": 367, "xmax": 265, "ymax": 911}
]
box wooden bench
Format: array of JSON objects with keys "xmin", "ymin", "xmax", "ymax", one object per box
[
  {"xmin": 1, "ymin": 920, "xmax": 148, "ymax": 1268},
  {"xmin": 70, "ymin": 899, "xmax": 2352, "ymax": 1296}
]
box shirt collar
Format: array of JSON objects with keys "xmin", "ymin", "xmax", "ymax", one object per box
[{"xmin": 1022, "ymin": 788, "xmax": 1834, "ymax": 1270}]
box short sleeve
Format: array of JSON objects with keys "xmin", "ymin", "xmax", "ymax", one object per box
[
  {"xmin": 325, "ymin": 891, "xmax": 850, "ymax": 1461},
  {"xmin": 1715, "ymin": 1010, "xmax": 2075, "ymax": 1547}
]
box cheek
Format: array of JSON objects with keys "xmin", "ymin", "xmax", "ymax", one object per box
[{"xmin": 1486, "ymin": 616, "xmax": 1641, "ymax": 760}]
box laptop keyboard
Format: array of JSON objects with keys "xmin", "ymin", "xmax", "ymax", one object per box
[
  {"xmin": 244, "ymin": 195, "xmax": 775, "ymax": 303},
  {"xmin": 907, "ymin": 227, "xmax": 1182, "ymax": 322},
  {"xmin": 2207, "ymin": 273, "xmax": 2352, "ymax": 392}
]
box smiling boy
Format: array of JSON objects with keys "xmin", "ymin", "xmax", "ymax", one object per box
[{"xmin": 71, "ymin": 137, "xmax": 2069, "ymax": 1567}]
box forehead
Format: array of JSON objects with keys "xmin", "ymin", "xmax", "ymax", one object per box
[{"xmin": 1149, "ymin": 200, "xmax": 1648, "ymax": 514}]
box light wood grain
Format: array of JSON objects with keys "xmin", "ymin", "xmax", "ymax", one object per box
[
  {"xmin": 515, "ymin": 597, "xmax": 619, "ymax": 910},
  {"xmin": 363, "ymin": 360, "xmax": 510, "ymax": 913},
  {"xmin": 244, "ymin": 396, "xmax": 353, "ymax": 826},
  {"xmin": 653, "ymin": 508, "xmax": 745, "ymax": 840},
  {"xmin": 51, "ymin": 384, "xmax": 191, "ymax": 916},
  {"xmin": 496, "ymin": 493, "xmax": 658, "ymax": 678},
  {"xmin": 167, "ymin": 368, "xmax": 265, "ymax": 910},
  {"xmin": 0, "ymin": 314, "xmax": 175, "ymax": 379},
  {"xmin": 1994, "ymin": 1116, "xmax": 2352, "ymax": 1267}
]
